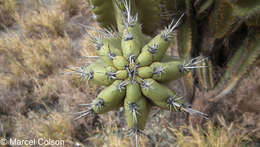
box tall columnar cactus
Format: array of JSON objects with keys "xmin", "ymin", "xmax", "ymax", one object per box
[
  {"xmin": 161, "ymin": 0, "xmax": 260, "ymax": 100},
  {"xmin": 88, "ymin": 0, "xmax": 161, "ymax": 35},
  {"xmin": 69, "ymin": 0, "xmax": 260, "ymax": 146}
]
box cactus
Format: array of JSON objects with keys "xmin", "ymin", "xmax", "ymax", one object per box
[
  {"xmin": 68, "ymin": 0, "xmax": 260, "ymax": 146},
  {"xmin": 226, "ymin": 0, "xmax": 260, "ymax": 18},
  {"xmin": 68, "ymin": 1, "xmax": 209, "ymax": 146},
  {"xmin": 88, "ymin": 0, "xmax": 161, "ymax": 35},
  {"xmin": 88, "ymin": 0, "xmax": 117, "ymax": 29}
]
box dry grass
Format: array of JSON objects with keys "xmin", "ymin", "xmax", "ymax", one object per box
[
  {"xmin": 34, "ymin": 112, "xmax": 72, "ymax": 141},
  {"xmin": 32, "ymin": 78, "xmax": 59, "ymax": 106},
  {"xmin": 82, "ymin": 117, "xmax": 151, "ymax": 147},
  {"xmin": 0, "ymin": 33, "xmax": 74, "ymax": 86},
  {"xmin": 14, "ymin": 112, "xmax": 74, "ymax": 146},
  {"xmin": 59, "ymin": 0, "xmax": 79, "ymax": 16},
  {"xmin": 16, "ymin": 6, "xmax": 66, "ymax": 37},
  {"xmin": 0, "ymin": 0, "xmax": 18, "ymax": 28},
  {"xmin": 81, "ymin": 31, "xmax": 98, "ymax": 57},
  {"xmin": 13, "ymin": 113, "xmax": 252, "ymax": 147},
  {"xmin": 169, "ymin": 116, "xmax": 252, "ymax": 147},
  {"xmin": 0, "ymin": 1, "xmax": 97, "ymax": 145},
  {"xmin": 92, "ymin": 116, "xmax": 254, "ymax": 147}
]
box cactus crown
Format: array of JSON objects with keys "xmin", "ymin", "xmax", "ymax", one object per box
[
  {"xmin": 68, "ymin": 0, "xmax": 260, "ymax": 146},
  {"xmin": 67, "ymin": 0, "xmax": 211, "ymax": 146}
]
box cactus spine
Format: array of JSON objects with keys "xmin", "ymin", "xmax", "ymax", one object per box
[
  {"xmin": 69, "ymin": 1, "xmax": 208, "ymax": 146},
  {"xmin": 69, "ymin": 0, "xmax": 260, "ymax": 146}
]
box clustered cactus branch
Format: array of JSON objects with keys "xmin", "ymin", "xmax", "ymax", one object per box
[
  {"xmin": 67, "ymin": 0, "xmax": 260, "ymax": 146},
  {"xmin": 67, "ymin": 0, "xmax": 210, "ymax": 146}
]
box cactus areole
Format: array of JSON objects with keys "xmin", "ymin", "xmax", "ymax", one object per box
[{"xmin": 72, "ymin": 0, "xmax": 208, "ymax": 146}]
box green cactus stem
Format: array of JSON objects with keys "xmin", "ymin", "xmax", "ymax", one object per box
[
  {"xmin": 69, "ymin": 1, "xmax": 208, "ymax": 146},
  {"xmin": 226, "ymin": 0, "xmax": 260, "ymax": 18},
  {"xmin": 215, "ymin": 29, "xmax": 260, "ymax": 100}
]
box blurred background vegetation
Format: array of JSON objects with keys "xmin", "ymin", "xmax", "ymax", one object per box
[{"xmin": 0, "ymin": 0, "xmax": 259, "ymax": 146}]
